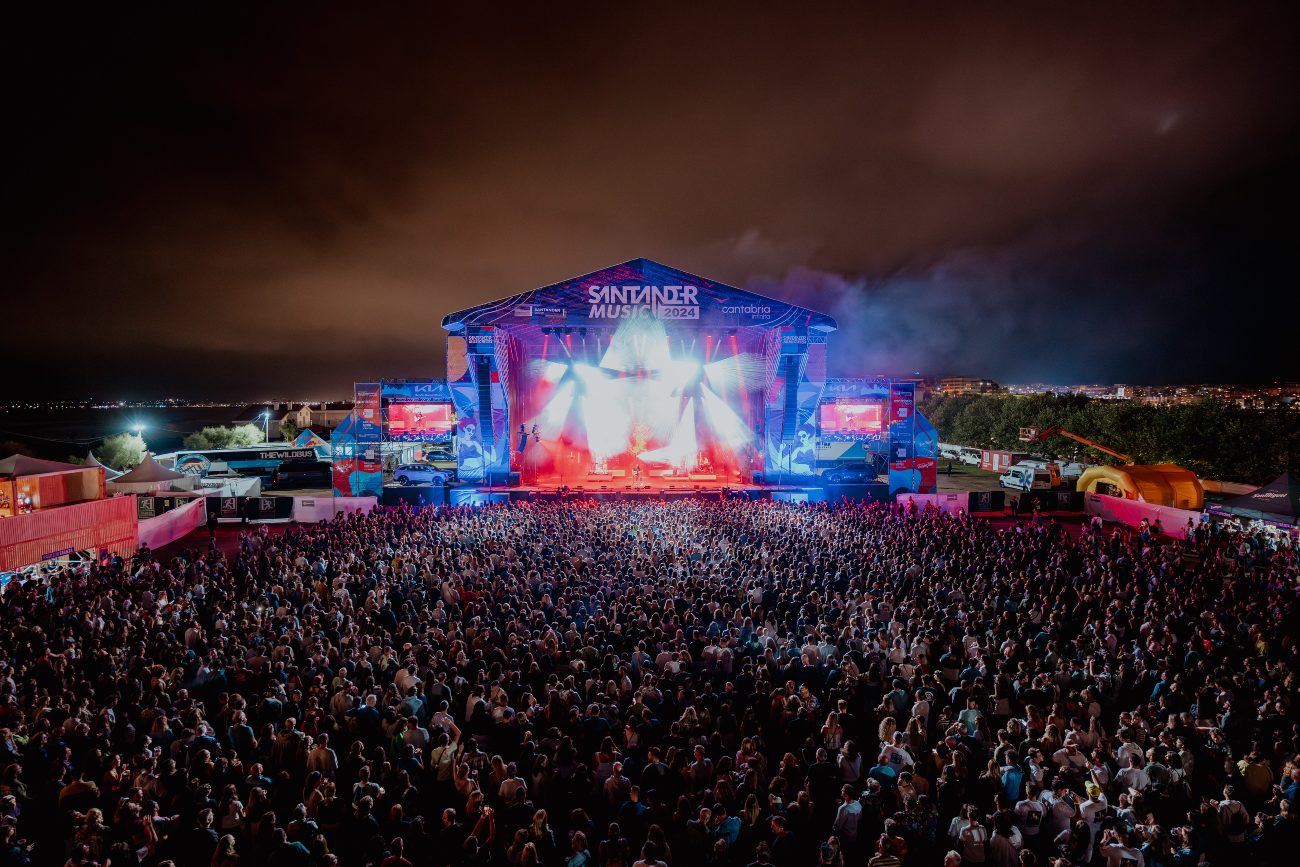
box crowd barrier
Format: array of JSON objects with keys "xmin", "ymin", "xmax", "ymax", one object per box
[
  {"xmin": 1083, "ymin": 492, "xmax": 1201, "ymax": 540},
  {"xmin": 896, "ymin": 492, "xmax": 969, "ymax": 515},
  {"xmin": 206, "ymin": 495, "xmax": 295, "ymax": 521},
  {"xmin": 291, "ymin": 496, "xmax": 377, "ymax": 522},
  {"xmin": 1011, "ymin": 490, "xmax": 1086, "ymax": 513},
  {"xmin": 824, "ymin": 483, "xmax": 891, "ymax": 504},
  {"xmin": 383, "ymin": 486, "xmax": 450, "ymax": 508},
  {"xmin": 138, "ymin": 495, "xmax": 207, "ymax": 550},
  {"xmin": 136, "ymin": 493, "xmax": 201, "ymax": 520},
  {"xmin": 967, "ymin": 490, "xmax": 1006, "ymax": 513},
  {"xmin": 202, "ymin": 495, "xmax": 378, "ymax": 523}
]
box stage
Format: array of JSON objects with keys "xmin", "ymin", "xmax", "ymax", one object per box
[
  {"xmin": 337, "ymin": 259, "xmax": 939, "ymax": 501},
  {"xmin": 381, "ymin": 481, "xmax": 893, "ymax": 507}
]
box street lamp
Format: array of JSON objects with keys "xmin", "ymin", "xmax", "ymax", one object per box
[
  {"xmin": 262, "ymin": 410, "xmax": 271, "ymax": 443},
  {"xmin": 129, "ymin": 423, "xmax": 148, "ymax": 458}
]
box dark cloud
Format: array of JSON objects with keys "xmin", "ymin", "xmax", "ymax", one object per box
[{"xmin": 3, "ymin": 4, "xmax": 1298, "ymax": 398}]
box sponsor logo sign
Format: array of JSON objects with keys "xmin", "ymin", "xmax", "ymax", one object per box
[
  {"xmin": 721, "ymin": 304, "xmax": 772, "ymax": 320},
  {"xmin": 586, "ymin": 284, "xmax": 700, "ymax": 320}
]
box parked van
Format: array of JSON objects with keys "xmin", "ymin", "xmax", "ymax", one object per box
[
  {"xmin": 1016, "ymin": 460, "xmax": 1063, "ymax": 488},
  {"xmin": 958, "ymin": 448, "xmax": 982, "ymax": 466},
  {"xmin": 999, "ymin": 463, "xmax": 1056, "ymax": 492}
]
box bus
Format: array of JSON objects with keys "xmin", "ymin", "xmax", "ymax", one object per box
[{"xmin": 159, "ymin": 446, "xmax": 329, "ymax": 480}]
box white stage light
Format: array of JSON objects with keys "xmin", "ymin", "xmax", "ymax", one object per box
[
  {"xmin": 700, "ymin": 386, "xmax": 753, "ymax": 450},
  {"xmin": 638, "ymin": 398, "xmax": 697, "ymax": 470}
]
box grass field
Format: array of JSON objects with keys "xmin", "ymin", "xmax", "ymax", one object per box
[{"xmin": 933, "ymin": 461, "xmax": 1005, "ymax": 493}]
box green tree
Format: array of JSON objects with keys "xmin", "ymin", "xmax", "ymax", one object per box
[
  {"xmin": 183, "ymin": 424, "xmax": 266, "ymax": 451},
  {"xmin": 918, "ymin": 393, "xmax": 1300, "ymax": 484},
  {"xmin": 98, "ymin": 433, "xmax": 146, "ymax": 469},
  {"xmin": 229, "ymin": 423, "xmax": 266, "ymax": 447},
  {"xmin": 280, "ymin": 419, "xmax": 300, "ymax": 442}
]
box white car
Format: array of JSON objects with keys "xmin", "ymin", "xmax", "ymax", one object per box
[{"xmin": 393, "ymin": 463, "xmax": 453, "ymax": 485}]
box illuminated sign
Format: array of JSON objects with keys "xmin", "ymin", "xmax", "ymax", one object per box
[
  {"xmin": 721, "ymin": 304, "xmax": 772, "ymax": 319},
  {"xmin": 586, "ymin": 284, "xmax": 700, "ymax": 320}
]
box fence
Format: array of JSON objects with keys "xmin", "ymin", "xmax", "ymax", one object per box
[
  {"xmin": 291, "ymin": 496, "xmax": 377, "ymax": 522},
  {"xmin": 1083, "ymin": 493, "xmax": 1201, "ymax": 540},
  {"xmin": 1012, "ymin": 490, "xmax": 1086, "ymax": 513},
  {"xmin": 896, "ymin": 492, "xmax": 969, "ymax": 515},
  {"xmin": 0, "ymin": 496, "xmax": 137, "ymax": 571},
  {"xmin": 138, "ymin": 495, "xmax": 208, "ymax": 550}
]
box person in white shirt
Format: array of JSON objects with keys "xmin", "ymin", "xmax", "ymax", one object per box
[
  {"xmin": 988, "ymin": 814, "xmax": 1023, "ymax": 867},
  {"xmin": 882, "ymin": 732, "xmax": 915, "ymax": 772},
  {"xmin": 401, "ymin": 716, "xmax": 431, "ymax": 752},
  {"xmin": 306, "ymin": 733, "xmax": 338, "ymax": 778},
  {"xmin": 832, "ymin": 784, "xmax": 862, "ymax": 845},
  {"xmin": 1115, "ymin": 755, "xmax": 1151, "ymax": 793},
  {"xmin": 1041, "ymin": 781, "xmax": 1079, "ymax": 838},
  {"xmin": 1088, "ymin": 750, "xmax": 1111, "ymax": 791},
  {"xmin": 947, "ymin": 805, "xmax": 988, "ymax": 864},
  {"xmin": 1015, "ymin": 783, "xmax": 1046, "ymax": 844},
  {"xmin": 912, "ymin": 690, "xmax": 932, "ymax": 732},
  {"xmin": 394, "ymin": 661, "xmax": 420, "ymax": 694},
  {"xmin": 1079, "ymin": 783, "xmax": 1109, "ymax": 859},
  {"xmin": 1052, "ymin": 738, "xmax": 1089, "ymax": 774},
  {"xmin": 429, "ymin": 700, "xmax": 462, "ymax": 742},
  {"xmin": 1115, "ymin": 738, "xmax": 1144, "ymax": 769},
  {"xmin": 1099, "ymin": 828, "xmax": 1145, "ymax": 867},
  {"xmin": 1215, "ymin": 785, "xmax": 1250, "ymax": 845}
]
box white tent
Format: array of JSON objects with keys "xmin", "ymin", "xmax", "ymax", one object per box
[
  {"xmin": 84, "ymin": 451, "xmax": 123, "ymax": 480},
  {"xmin": 108, "ymin": 454, "xmax": 195, "ymax": 494}
]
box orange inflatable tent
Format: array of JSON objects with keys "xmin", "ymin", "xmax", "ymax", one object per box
[{"xmin": 1075, "ymin": 464, "xmax": 1203, "ymax": 510}]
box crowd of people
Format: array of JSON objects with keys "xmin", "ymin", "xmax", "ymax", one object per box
[{"xmin": 0, "ymin": 497, "xmax": 1297, "ymax": 867}]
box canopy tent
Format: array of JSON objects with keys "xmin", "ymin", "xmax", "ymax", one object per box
[
  {"xmin": 83, "ymin": 451, "xmax": 123, "ymax": 480},
  {"xmin": 1075, "ymin": 464, "xmax": 1204, "ymax": 510},
  {"xmin": 0, "ymin": 454, "xmax": 84, "ymax": 476},
  {"xmin": 107, "ymin": 454, "xmax": 195, "ymax": 494},
  {"xmin": 1207, "ymin": 471, "xmax": 1299, "ymax": 526},
  {"xmin": 1, "ymin": 453, "xmax": 107, "ymax": 516},
  {"xmin": 293, "ymin": 428, "xmax": 332, "ymax": 453}
]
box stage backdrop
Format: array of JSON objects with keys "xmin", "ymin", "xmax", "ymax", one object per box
[{"xmin": 444, "ymin": 259, "xmax": 836, "ymax": 488}]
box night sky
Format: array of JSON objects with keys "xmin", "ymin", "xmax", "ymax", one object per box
[{"xmin": 6, "ymin": 5, "xmax": 1299, "ymax": 399}]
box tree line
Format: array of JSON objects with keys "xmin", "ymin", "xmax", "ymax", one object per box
[
  {"xmin": 74, "ymin": 424, "xmax": 268, "ymax": 469},
  {"xmin": 920, "ymin": 393, "xmax": 1300, "ymax": 485}
]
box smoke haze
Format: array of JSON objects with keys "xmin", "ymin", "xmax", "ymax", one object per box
[{"xmin": 3, "ymin": 4, "xmax": 1297, "ymax": 397}]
